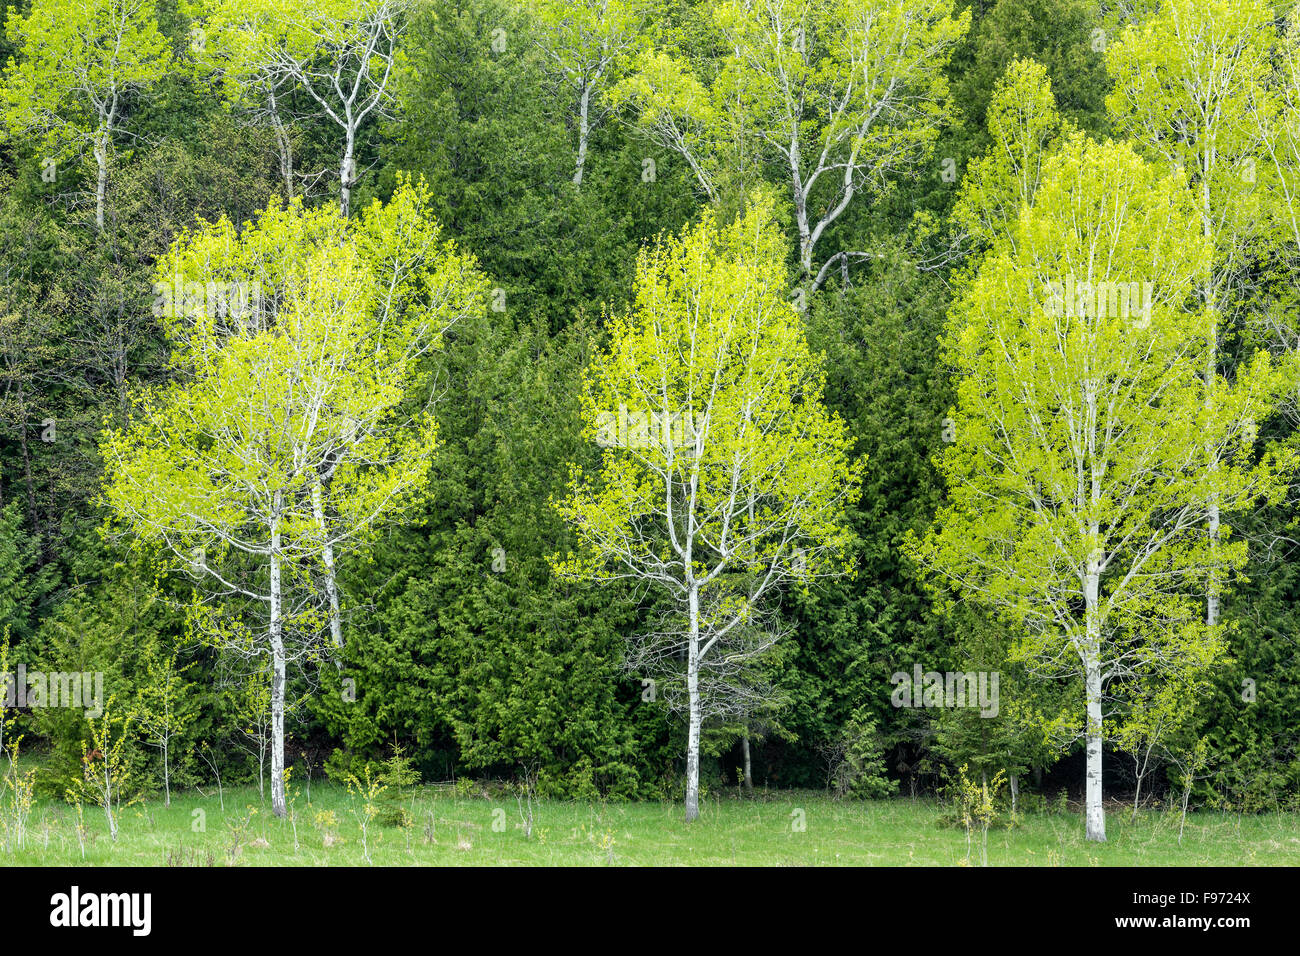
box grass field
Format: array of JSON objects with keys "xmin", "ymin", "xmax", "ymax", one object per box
[{"xmin": 3, "ymin": 782, "xmax": 1299, "ymax": 866}]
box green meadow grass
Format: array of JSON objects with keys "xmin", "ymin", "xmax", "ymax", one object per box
[{"xmin": 3, "ymin": 781, "xmax": 1299, "ymax": 866}]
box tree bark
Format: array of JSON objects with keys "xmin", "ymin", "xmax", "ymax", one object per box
[
  {"xmin": 685, "ymin": 584, "xmax": 701, "ymax": 823},
  {"xmin": 93, "ymin": 130, "xmax": 109, "ymax": 232},
  {"xmin": 791, "ymin": 175, "xmax": 812, "ymax": 276},
  {"xmin": 340, "ymin": 126, "xmax": 356, "ymax": 218},
  {"xmin": 267, "ymin": 87, "xmax": 294, "ymax": 199},
  {"xmin": 1084, "ymin": 547, "xmax": 1106, "ymax": 842},
  {"xmin": 741, "ymin": 734, "xmax": 753, "ymax": 793},
  {"xmin": 311, "ymin": 479, "xmax": 344, "ymax": 664},
  {"xmin": 1084, "ymin": 656, "xmax": 1105, "ymax": 842},
  {"xmin": 574, "ymin": 83, "xmax": 590, "ymax": 187},
  {"xmin": 1202, "ymin": 171, "xmax": 1220, "ymax": 630},
  {"xmin": 269, "ymin": 495, "xmax": 287, "ymax": 819},
  {"xmin": 103, "ymin": 757, "xmax": 117, "ymax": 840},
  {"xmin": 1178, "ymin": 780, "xmax": 1191, "ymax": 845}
]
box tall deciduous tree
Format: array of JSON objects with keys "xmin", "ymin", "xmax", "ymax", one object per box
[
  {"xmin": 101, "ymin": 186, "xmax": 484, "ymax": 816},
  {"xmin": 199, "ymin": 0, "xmax": 407, "ymax": 216},
  {"xmin": 911, "ymin": 135, "xmax": 1287, "ymax": 842},
  {"xmin": 156, "ymin": 178, "xmax": 485, "ymax": 660},
  {"xmin": 532, "ymin": 0, "xmax": 648, "ymax": 187},
  {"xmin": 196, "ymin": 0, "xmax": 304, "ymax": 198},
  {"xmin": 616, "ymin": 0, "xmax": 969, "ymax": 289},
  {"xmin": 553, "ymin": 193, "xmax": 862, "ymax": 821},
  {"xmin": 1259, "ymin": 15, "xmax": 1300, "ymax": 345},
  {"xmin": 951, "ymin": 58, "xmax": 1067, "ymax": 253},
  {"xmin": 1, "ymin": 0, "xmax": 173, "ymax": 231},
  {"xmin": 1105, "ymin": 0, "xmax": 1274, "ymax": 630}
]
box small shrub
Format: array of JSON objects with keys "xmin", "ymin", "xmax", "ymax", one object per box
[{"xmin": 375, "ymin": 747, "xmax": 419, "ymax": 828}]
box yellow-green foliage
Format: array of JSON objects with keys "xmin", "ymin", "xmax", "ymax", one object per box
[
  {"xmin": 99, "ymin": 177, "xmax": 487, "ymax": 618},
  {"xmin": 2, "ymin": 0, "xmax": 173, "ymax": 155},
  {"xmin": 911, "ymin": 133, "xmax": 1294, "ymax": 815},
  {"xmin": 554, "ymin": 191, "xmax": 863, "ymax": 589}
]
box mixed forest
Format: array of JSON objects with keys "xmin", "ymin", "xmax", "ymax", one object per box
[{"xmin": 1, "ymin": 0, "xmax": 1299, "ymax": 847}]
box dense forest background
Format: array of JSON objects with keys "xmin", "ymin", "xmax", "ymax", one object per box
[{"xmin": 1, "ymin": 0, "xmax": 1297, "ymax": 813}]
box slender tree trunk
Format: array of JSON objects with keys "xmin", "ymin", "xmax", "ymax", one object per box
[
  {"xmin": 162, "ymin": 738, "xmax": 170, "ymax": 807},
  {"xmin": 1132, "ymin": 736, "xmax": 1158, "ymax": 822},
  {"xmin": 1206, "ymin": 501, "xmax": 1220, "ymax": 626},
  {"xmin": 685, "ymin": 585, "xmax": 702, "ymax": 823},
  {"xmin": 1178, "ymin": 779, "xmax": 1191, "ymax": 845},
  {"xmin": 275, "ymin": 120, "xmax": 294, "ymax": 199},
  {"xmin": 340, "ymin": 126, "xmax": 356, "ymax": 218},
  {"xmin": 1084, "ymin": 549, "xmax": 1106, "ymax": 842},
  {"xmin": 103, "ymin": 758, "xmax": 116, "ymax": 840},
  {"xmin": 311, "ymin": 479, "xmax": 344, "ymax": 663},
  {"xmin": 574, "ymin": 84, "xmax": 590, "ymax": 187},
  {"xmin": 1009, "ymin": 772, "xmax": 1018, "ymax": 815},
  {"xmin": 268, "ymin": 88, "xmax": 294, "ymax": 199},
  {"xmin": 1202, "ymin": 173, "xmax": 1220, "ymax": 629},
  {"xmin": 1082, "ymin": 376, "xmax": 1107, "ymax": 842},
  {"xmin": 785, "ymin": 125, "xmax": 815, "ymax": 276},
  {"xmin": 741, "ymin": 734, "xmax": 753, "ymax": 793},
  {"xmin": 93, "ymin": 130, "xmax": 109, "ymax": 232},
  {"xmin": 269, "ymin": 498, "xmax": 287, "ymax": 819},
  {"xmin": 791, "ymin": 173, "xmax": 812, "ymax": 275},
  {"xmin": 1084, "ymin": 655, "xmax": 1105, "ymax": 842}
]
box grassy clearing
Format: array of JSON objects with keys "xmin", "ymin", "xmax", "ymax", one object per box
[{"xmin": 3, "ymin": 782, "xmax": 1299, "ymax": 866}]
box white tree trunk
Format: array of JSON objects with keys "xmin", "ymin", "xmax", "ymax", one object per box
[
  {"xmin": 103, "ymin": 759, "xmax": 117, "ymax": 840},
  {"xmin": 93, "ymin": 131, "xmax": 109, "ymax": 232},
  {"xmin": 275, "ymin": 118, "xmax": 294, "ymax": 199},
  {"xmin": 312, "ymin": 480, "xmax": 344, "ymax": 662},
  {"xmin": 1206, "ymin": 503, "xmax": 1220, "ymax": 627},
  {"xmin": 784, "ymin": 126, "xmax": 815, "ymax": 277},
  {"xmin": 1178, "ymin": 780, "xmax": 1192, "ymax": 845},
  {"xmin": 574, "ymin": 84, "xmax": 591, "ymax": 187},
  {"xmin": 685, "ymin": 585, "xmax": 702, "ymax": 823},
  {"xmin": 267, "ymin": 87, "xmax": 294, "ymax": 199},
  {"xmin": 1203, "ymin": 174, "xmax": 1220, "ymax": 630},
  {"xmin": 1084, "ymin": 656, "xmax": 1105, "ymax": 842},
  {"xmin": 1084, "ymin": 550, "xmax": 1106, "ymax": 842},
  {"xmin": 340, "ymin": 127, "xmax": 356, "ymax": 218},
  {"xmin": 269, "ymin": 499, "xmax": 288, "ymax": 818},
  {"xmin": 270, "ymin": 642, "xmax": 286, "ymax": 818},
  {"xmin": 741, "ymin": 734, "xmax": 753, "ymax": 793}
]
